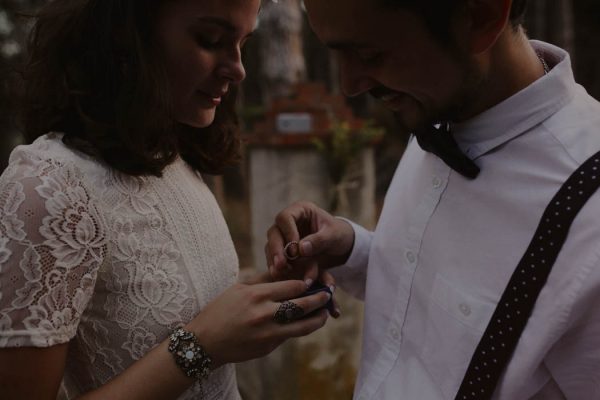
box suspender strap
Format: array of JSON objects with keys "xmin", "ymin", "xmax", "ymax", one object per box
[{"xmin": 455, "ymin": 151, "xmax": 600, "ymax": 400}]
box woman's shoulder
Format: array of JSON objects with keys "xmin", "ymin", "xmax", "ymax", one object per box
[
  {"xmin": 4, "ymin": 132, "xmax": 109, "ymax": 182},
  {"xmin": 9, "ymin": 132, "xmax": 91, "ymax": 168},
  {"xmin": 1, "ymin": 132, "xmax": 113, "ymax": 220}
]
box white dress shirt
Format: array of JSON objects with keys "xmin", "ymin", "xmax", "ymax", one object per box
[{"xmin": 332, "ymin": 41, "xmax": 600, "ymax": 399}]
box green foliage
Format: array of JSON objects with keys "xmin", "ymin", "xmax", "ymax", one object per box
[
  {"xmin": 313, "ymin": 120, "xmax": 384, "ymax": 184},
  {"xmin": 238, "ymin": 105, "xmax": 266, "ymax": 131}
]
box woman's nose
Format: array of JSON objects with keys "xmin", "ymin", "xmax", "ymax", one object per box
[{"xmin": 218, "ymin": 49, "xmax": 246, "ymax": 83}]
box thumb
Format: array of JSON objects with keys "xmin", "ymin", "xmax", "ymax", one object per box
[
  {"xmin": 303, "ymin": 262, "xmax": 319, "ymax": 285},
  {"xmin": 298, "ymin": 229, "xmax": 334, "ymax": 257}
]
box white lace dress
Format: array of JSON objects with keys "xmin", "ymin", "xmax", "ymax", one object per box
[{"xmin": 0, "ymin": 133, "xmax": 241, "ymax": 399}]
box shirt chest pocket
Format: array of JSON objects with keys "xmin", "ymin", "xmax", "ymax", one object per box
[{"xmin": 420, "ymin": 274, "xmax": 497, "ymax": 399}]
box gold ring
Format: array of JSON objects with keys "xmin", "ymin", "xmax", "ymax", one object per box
[{"xmin": 283, "ymin": 241, "xmax": 300, "ymax": 261}]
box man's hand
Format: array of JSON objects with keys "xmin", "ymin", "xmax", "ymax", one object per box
[{"xmin": 265, "ymin": 201, "xmax": 355, "ymax": 284}]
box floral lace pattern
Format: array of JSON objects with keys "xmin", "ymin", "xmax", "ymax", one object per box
[{"xmin": 0, "ymin": 134, "xmax": 240, "ymax": 399}]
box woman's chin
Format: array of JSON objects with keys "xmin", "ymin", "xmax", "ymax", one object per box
[
  {"xmin": 184, "ymin": 120, "xmax": 214, "ymax": 129},
  {"xmin": 176, "ymin": 113, "xmax": 216, "ymax": 129}
]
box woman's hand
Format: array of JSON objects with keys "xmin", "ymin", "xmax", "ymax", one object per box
[
  {"xmin": 0, "ymin": 273, "xmax": 331, "ymax": 400},
  {"xmin": 186, "ymin": 273, "xmax": 331, "ymax": 368}
]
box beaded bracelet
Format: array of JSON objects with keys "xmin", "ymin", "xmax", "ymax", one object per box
[{"xmin": 168, "ymin": 327, "xmax": 213, "ymax": 381}]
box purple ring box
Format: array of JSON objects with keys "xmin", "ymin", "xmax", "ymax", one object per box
[{"xmin": 300, "ymin": 281, "xmax": 335, "ymax": 315}]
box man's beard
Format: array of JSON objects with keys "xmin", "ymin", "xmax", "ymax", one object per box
[
  {"xmin": 387, "ymin": 57, "xmax": 487, "ymax": 133},
  {"xmin": 429, "ymin": 58, "xmax": 487, "ymax": 126}
]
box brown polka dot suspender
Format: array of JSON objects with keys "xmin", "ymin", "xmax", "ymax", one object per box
[{"xmin": 455, "ymin": 151, "xmax": 600, "ymax": 400}]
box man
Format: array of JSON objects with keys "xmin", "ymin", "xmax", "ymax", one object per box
[{"xmin": 266, "ymin": 0, "xmax": 600, "ymax": 399}]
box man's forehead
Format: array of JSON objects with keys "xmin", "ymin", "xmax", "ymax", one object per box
[
  {"xmin": 304, "ymin": 0, "xmax": 397, "ymax": 49},
  {"xmin": 304, "ymin": 0, "xmax": 382, "ymax": 41},
  {"xmin": 304, "ymin": 0, "xmax": 381, "ymax": 20}
]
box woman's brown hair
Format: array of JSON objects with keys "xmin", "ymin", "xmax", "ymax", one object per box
[{"xmin": 18, "ymin": 0, "xmax": 241, "ymax": 176}]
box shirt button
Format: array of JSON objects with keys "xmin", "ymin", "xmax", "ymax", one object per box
[
  {"xmin": 390, "ymin": 328, "xmax": 400, "ymax": 341},
  {"xmin": 459, "ymin": 303, "xmax": 472, "ymax": 316},
  {"xmin": 432, "ymin": 177, "xmax": 443, "ymax": 188},
  {"xmin": 405, "ymin": 251, "xmax": 416, "ymax": 263}
]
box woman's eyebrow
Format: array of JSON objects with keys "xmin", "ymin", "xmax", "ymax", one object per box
[
  {"xmin": 195, "ymin": 16, "xmax": 255, "ymax": 38},
  {"xmin": 196, "ymin": 16, "xmax": 236, "ymax": 31}
]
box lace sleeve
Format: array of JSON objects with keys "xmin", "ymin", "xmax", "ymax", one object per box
[{"xmin": 0, "ymin": 154, "xmax": 107, "ymax": 348}]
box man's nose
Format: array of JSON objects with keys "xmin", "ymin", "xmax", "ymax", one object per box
[{"xmin": 339, "ymin": 58, "xmax": 377, "ymax": 97}]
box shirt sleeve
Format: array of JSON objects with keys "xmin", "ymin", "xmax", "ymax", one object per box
[
  {"xmin": 0, "ymin": 152, "xmax": 107, "ymax": 348},
  {"xmin": 328, "ymin": 218, "xmax": 373, "ymax": 300},
  {"xmin": 544, "ymin": 255, "xmax": 600, "ymax": 398}
]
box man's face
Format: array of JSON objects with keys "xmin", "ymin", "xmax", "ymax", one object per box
[{"xmin": 304, "ymin": 0, "xmax": 484, "ymax": 131}]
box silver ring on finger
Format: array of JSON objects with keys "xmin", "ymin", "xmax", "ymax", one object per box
[
  {"xmin": 273, "ymin": 300, "xmax": 304, "ymax": 324},
  {"xmin": 283, "ymin": 241, "xmax": 300, "ymax": 261}
]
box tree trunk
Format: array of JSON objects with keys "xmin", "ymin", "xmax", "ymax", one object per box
[
  {"xmin": 256, "ymin": 0, "xmax": 306, "ymax": 103},
  {"xmin": 526, "ymin": 0, "xmax": 575, "ymax": 55}
]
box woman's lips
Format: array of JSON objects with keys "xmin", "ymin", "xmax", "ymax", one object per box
[{"xmin": 197, "ymin": 90, "xmax": 224, "ymax": 106}]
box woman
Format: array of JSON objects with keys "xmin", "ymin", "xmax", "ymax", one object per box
[{"xmin": 0, "ymin": 0, "xmax": 332, "ymax": 399}]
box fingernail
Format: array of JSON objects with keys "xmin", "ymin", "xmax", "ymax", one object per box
[
  {"xmin": 334, "ymin": 308, "xmax": 341, "ymax": 318},
  {"xmin": 305, "ymin": 278, "xmax": 313, "ymax": 288},
  {"xmin": 273, "ymin": 255, "xmax": 280, "ymax": 267},
  {"xmin": 300, "ymin": 241, "xmax": 312, "ymax": 256},
  {"xmin": 328, "ymin": 285, "xmax": 336, "ymax": 294}
]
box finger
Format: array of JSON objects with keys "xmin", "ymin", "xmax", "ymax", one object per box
[
  {"xmin": 331, "ymin": 297, "xmax": 341, "ymax": 319},
  {"xmin": 256, "ymin": 279, "xmax": 309, "ymax": 302},
  {"xmin": 318, "ymin": 275, "xmax": 340, "ymax": 318},
  {"xmin": 317, "ymin": 270, "xmax": 336, "ymax": 290},
  {"xmin": 266, "ymin": 225, "xmax": 291, "ymax": 275},
  {"xmin": 242, "ymin": 271, "xmax": 273, "ymax": 285},
  {"xmin": 270, "ymin": 290, "xmax": 331, "ymax": 325},
  {"xmin": 277, "ymin": 309, "xmax": 329, "ymax": 338},
  {"xmin": 302, "ymin": 261, "xmax": 319, "ymax": 285},
  {"xmin": 299, "ymin": 218, "xmax": 354, "ymax": 258},
  {"xmin": 286, "ymin": 289, "xmax": 332, "ymax": 317},
  {"xmin": 264, "ymin": 240, "xmax": 281, "ymax": 279},
  {"xmin": 315, "ymin": 271, "xmax": 339, "ymax": 318},
  {"xmin": 298, "ymin": 230, "xmax": 334, "ymax": 258},
  {"xmin": 274, "ymin": 204, "xmax": 323, "ymax": 264},
  {"xmin": 274, "ymin": 205, "xmax": 305, "ymax": 244}
]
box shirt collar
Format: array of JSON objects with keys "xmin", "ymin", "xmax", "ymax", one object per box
[{"xmin": 452, "ymin": 40, "xmax": 578, "ymax": 159}]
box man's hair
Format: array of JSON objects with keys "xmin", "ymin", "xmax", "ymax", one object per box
[
  {"xmin": 17, "ymin": 0, "xmax": 241, "ymax": 177},
  {"xmin": 381, "ymin": 0, "xmax": 529, "ymax": 40}
]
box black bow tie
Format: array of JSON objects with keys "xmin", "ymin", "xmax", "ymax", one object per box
[{"xmin": 414, "ymin": 123, "xmax": 480, "ymax": 179}]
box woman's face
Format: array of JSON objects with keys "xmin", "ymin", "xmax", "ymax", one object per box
[{"xmin": 156, "ymin": 0, "xmax": 259, "ymax": 128}]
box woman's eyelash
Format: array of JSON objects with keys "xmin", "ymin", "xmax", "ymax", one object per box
[
  {"xmin": 357, "ymin": 51, "xmax": 382, "ymax": 63},
  {"xmin": 196, "ymin": 35, "xmax": 222, "ymax": 49},
  {"xmin": 358, "ymin": 51, "xmax": 379, "ymax": 61}
]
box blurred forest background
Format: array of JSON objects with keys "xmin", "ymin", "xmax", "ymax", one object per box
[
  {"xmin": 2, "ymin": 0, "xmax": 599, "ymax": 216},
  {"xmin": 1, "ymin": 0, "xmax": 599, "ymax": 399}
]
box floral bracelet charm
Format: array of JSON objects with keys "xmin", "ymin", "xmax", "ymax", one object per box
[{"xmin": 168, "ymin": 327, "xmax": 213, "ymax": 381}]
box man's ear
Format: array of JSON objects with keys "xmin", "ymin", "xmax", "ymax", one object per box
[{"xmin": 464, "ymin": 0, "xmax": 512, "ymax": 54}]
